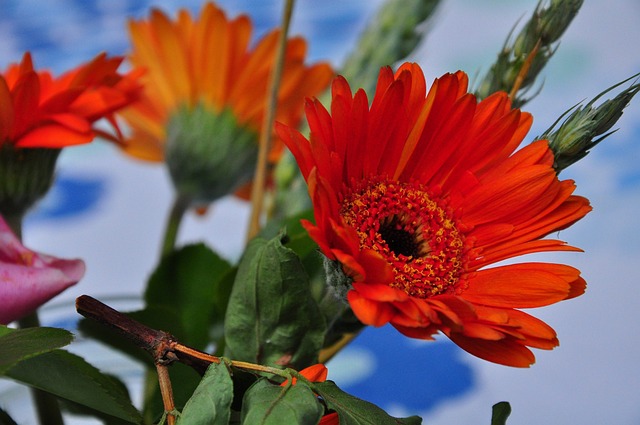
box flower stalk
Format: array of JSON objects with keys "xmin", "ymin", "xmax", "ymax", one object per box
[
  {"xmin": 160, "ymin": 194, "xmax": 191, "ymax": 257},
  {"xmin": 246, "ymin": 0, "xmax": 296, "ymax": 241}
]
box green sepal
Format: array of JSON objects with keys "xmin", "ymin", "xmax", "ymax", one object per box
[
  {"xmin": 165, "ymin": 104, "xmax": 259, "ymax": 204},
  {"xmin": 0, "ymin": 144, "xmax": 60, "ymax": 219}
]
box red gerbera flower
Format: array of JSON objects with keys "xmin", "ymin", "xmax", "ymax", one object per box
[
  {"xmin": 276, "ymin": 63, "xmax": 592, "ymax": 367},
  {"xmin": 0, "ymin": 52, "xmax": 141, "ymax": 148}
]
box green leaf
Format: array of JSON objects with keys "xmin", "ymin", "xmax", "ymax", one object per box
[
  {"xmin": 145, "ymin": 243, "xmax": 234, "ymax": 349},
  {"xmin": 260, "ymin": 209, "xmax": 318, "ymax": 261},
  {"xmin": 0, "ymin": 326, "xmax": 73, "ymax": 374},
  {"xmin": 491, "ymin": 402, "xmax": 511, "ymax": 425},
  {"xmin": 0, "ymin": 407, "xmax": 18, "ymax": 425},
  {"xmin": 313, "ymin": 381, "xmax": 422, "ymax": 425},
  {"xmin": 224, "ymin": 234, "xmax": 326, "ymax": 368},
  {"xmin": 6, "ymin": 349, "xmax": 141, "ymax": 423},
  {"xmin": 240, "ymin": 378, "xmax": 323, "ymax": 425},
  {"xmin": 177, "ymin": 362, "xmax": 234, "ymax": 425}
]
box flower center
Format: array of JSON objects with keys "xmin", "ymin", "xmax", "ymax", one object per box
[{"xmin": 340, "ymin": 178, "xmax": 467, "ymax": 298}]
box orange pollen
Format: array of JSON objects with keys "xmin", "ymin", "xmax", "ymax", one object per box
[{"xmin": 340, "ymin": 178, "xmax": 467, "ymax": 298}]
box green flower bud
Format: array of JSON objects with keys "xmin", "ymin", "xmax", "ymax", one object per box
[
  {"xmin": 165, "ymin": 104, "xmax": 259, "ymax": 205},
  {"xmin": 539, "ymin": 75, "xmax": 640, "ymax": 172}
]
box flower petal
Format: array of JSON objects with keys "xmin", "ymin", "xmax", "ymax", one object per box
[
  {"xmin": 462, "ymin": 263, "xmax": 580, "ymax": 308},
  {"xmin": 347, "ymin": 289, "xmax": 396, "ymax": 327}
]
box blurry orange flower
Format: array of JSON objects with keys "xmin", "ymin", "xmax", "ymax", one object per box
[
  {"xmin": 281, "ymin": 364, "xmax": 339, "ymax": 425},
  {"xmin": 119, "ymin": 2, "xmax": 332, "ymax": 203},
  {"xmin": 0, "ymin": 52, "xmax": 141, "ymax": 148},
  {"xmin": 277, "ymin": 63, "xmax": 592, "ymax": 367},
  {"xmin": 122, "ymin": 1, "xmax": 332, "ymax": 160}
]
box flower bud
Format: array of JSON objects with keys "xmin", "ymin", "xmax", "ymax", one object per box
[{"xmin": 540, "ymin": 76, "xmax": 639, "ymax": 171}]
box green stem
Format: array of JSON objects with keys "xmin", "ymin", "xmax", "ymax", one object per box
[
  {"xmin": 160, "ymin": 194, "xmax": 190, "ymax": 257},
  {"xmin": 17, "ymin": 313, "xmax": 65, "ymax": 425},
  {"xmin": 14, "ymin": 213, "xmax": 64, "ymax": 425},
  {"xmin": 3, "ymin": 212, "xmax": 23, "ymax": 240}
]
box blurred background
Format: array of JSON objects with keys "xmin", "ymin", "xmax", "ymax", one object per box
[{"xmin": 1, "ymin": 0, "xmax": 639, "ymax": 424}]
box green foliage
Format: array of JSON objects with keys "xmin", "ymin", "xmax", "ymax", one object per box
[
  {"xmin": 0, "ymin": 407, "xmax": 18, "ymax": 425},
  {"xmin": 5, "ymin": 349, "xmax": 141, "ymax": 423},
  {"xmin": 538, "ymin": 74, "xmax": 640, "ymax": 172},
  {"xmin": 224, "ymin": 234, "xmax": 326, "ymax": 369},
  {"xmin": 312, "ymin": 381, "xmax": 422, "ymax": 425},
  {"xmin": 0, "ymin": 326, "xmax": 73, "ymax": 373},
  {"xmin": 491, "ymin": 402, "xmax": 512, "ymax": 425},
  {"xmin": 340, "ymin": 0, "xmax": 441, "ymax": 98},
  {"xmin": 475, "ymin": 0, "xmax": 583, "ymax": 107},
  {"xmin": 176, "ymin": 362, "xmax": 234, "ymax": 425},
  {"xmin": 240, "ymin": 378, "xmax": 323, "ymax": 425},
  {"xmin": 146, "ymin": 243, "xmax": 235, "ymax": 349}
]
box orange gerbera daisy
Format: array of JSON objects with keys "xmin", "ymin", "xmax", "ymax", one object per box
[
  {"xmin": 119, "ymin": 2, "xmax": 332, "ymax": 203},
  {"xmin": 276, "ymin": 63, "xmax": 592, "ymax": 367},
  {"xmin": 0, "ymin": 52, "xmax": 140, "ymax": 148}
]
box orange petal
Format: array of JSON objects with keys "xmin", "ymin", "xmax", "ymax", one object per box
[
  {"xmin": 347, "ymin": 290, "xmax": 396, "ymax": 327},
  {"xmin": 15, "ymin": 124, "xmax": 92, "ymax": 148},
  {"xmin": 463, "ymin": 263, "xmax": 575, "ymax": 308},
  {"xmin": 447, "ymin": 332, "xmax": 536, "ymax": 367},
  {"xmin": 351, "ymin": 282, "xmax": 408, "ymax": 302}
]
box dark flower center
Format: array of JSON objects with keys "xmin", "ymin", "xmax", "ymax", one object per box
[
  {"xmin": 340, "ymin": 178, "xmax": 468, "ymax": 298},
  {"xmin": 378, "ymin": 216, "xmax": 421, "ymax": 258}
]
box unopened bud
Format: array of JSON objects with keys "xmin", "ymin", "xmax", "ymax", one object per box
[{"xmin": 539, "ymin": 75, "xmax": 639, "ymax": 172}]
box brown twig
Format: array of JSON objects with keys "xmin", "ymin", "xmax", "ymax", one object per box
[
  {"xmin": 75, "ymin": 295, "xmax": 214, "ymax": 374},
  {"xmin": 75, "ymin": 296, "xmax": 291, "ymax": 378}
]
